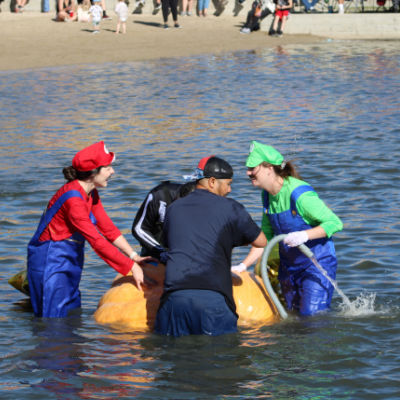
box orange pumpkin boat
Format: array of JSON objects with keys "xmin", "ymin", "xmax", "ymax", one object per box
[{"xmin": 94, "ymin": 263, "xmax": 281, "ymax": 332}]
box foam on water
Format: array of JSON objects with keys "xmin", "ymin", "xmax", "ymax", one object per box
[
  {"xmin": 308, "ymin": 256, "xmax": 383, "ymax": 317},
  {"xmin": 337, "ymin": 291, "xmax": 380, "ymax": 317}
]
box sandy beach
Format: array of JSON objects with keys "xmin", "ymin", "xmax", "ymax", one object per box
[{"xmin": 0, "ymin": 12, "xmax": 323, "ymax": 71}]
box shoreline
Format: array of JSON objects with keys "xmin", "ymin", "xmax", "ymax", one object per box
[
  {"xmin": 2, "ymin": 11, "xmax": 399, "ymax": 72},
  {"xmin": 0, "ymin": 13, "xmax": 325, "ymax": 71}
]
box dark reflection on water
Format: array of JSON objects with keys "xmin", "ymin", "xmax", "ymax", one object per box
[{"xmin": 0, "ymin": 40, "xmax": 399, "ymax": 399}]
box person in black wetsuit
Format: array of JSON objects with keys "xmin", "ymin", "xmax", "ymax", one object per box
[{"xmin": 131, "ymin": 181, "xmax": 196, "ymax": 263}]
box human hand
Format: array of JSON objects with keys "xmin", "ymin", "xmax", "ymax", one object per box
[
  {"xmin": 131, "ymin": 263, "xmax": 144, "ymax": 291},
  {"xmin": 130, "ymin": 251, "xmax": 157, "ymax": 266},
  {"xmin": 136, "ymin": 255, "xmax": 158, "ymax": 265},
  {"xmin": 231, "ymin": 263, "xmax": 247, "ymax": 274},
  {"xmin": 283, "ymin": 231, "xmax": 309, "ymax": 247}
]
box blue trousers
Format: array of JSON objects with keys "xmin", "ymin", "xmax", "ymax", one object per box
[
  {"xmin": 155, "ymin": 289, "xmax": 238, "ymax": 337},
  {"xmin": 198, "ymin": 0, "xmax": 210, "ymax": 12},
  {"xmin": 302, "ymin": 0, "xmax": 319, "ymax": 10},
  {"xmin": 280, "ymin": 265, "xmax": 335, "ymax": 316}
]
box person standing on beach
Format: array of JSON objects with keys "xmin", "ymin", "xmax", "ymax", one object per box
[
  {"xmin": 115, "ymin": 0, "xmax": 129, "ymax": 33},
  {"xmin": 100, "ymin": 0, "xmax": 112, "ymax": 19},
  {"xmin": 198, "ymin": 0, "xmax": 210, "ymax": 16},
  {"xmin": 27, "ymin": 141, "xmax": 149, "ymax": 318},
  {"xmin": 89, "ymin": 0, "xmax": 103, "ymax": 33},
  {"xmin": 233, "ymin": 141, "xmax": 343, "ymax": 316},
  {"xmin": 157, "ymin": 0, "xmax": 180, "ymax": 29},
  {"xmin": 337, "ymin": 0, "xmax": 344, "ymax": 14},
  {"xmin": 180, "ymin": 0, "xmax": 193, "ymax": 15}
]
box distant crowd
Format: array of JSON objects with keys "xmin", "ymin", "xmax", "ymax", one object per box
[{"xmin": 3, "ymin": 0, "xmax": 400, "ymax": 37}]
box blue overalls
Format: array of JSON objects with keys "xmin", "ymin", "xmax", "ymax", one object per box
[
  {"xmin": 27, "ymin": 190, "xmax": 94, "ymax": 318},
  {"xmin": 264, "ymin": 185, "xmax": 337, "ymax": 316}
]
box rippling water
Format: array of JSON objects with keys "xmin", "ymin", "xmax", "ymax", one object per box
[{"xmin": 1, "ymin": 40, "xmax": 399, "ymax": 399}]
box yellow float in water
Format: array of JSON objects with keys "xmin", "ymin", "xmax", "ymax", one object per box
[{"xmin": 94, "ymin": 263, "xmax": 281, "ymax": 332}]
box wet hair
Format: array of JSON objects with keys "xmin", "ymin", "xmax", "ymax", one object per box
[
  {"xmin": 63, "ymin": 165, "xmax": 102, "ymax": 182},
  {"xmin": 261, "ymin": 161, "xmax": 301, "ymax": 180},
  {"xmin": 178, "ymin": 181, "xmax": 196, "ymax": 198}
]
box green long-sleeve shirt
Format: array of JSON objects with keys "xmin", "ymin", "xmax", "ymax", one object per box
[{"xmin": 261, "ymin": 176, "xmax": 343, "ymax": 241}]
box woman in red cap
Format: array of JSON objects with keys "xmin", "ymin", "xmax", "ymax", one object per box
[{"xmin": 27, "ymin": 141, "xmax": 147, "ymax": 318}]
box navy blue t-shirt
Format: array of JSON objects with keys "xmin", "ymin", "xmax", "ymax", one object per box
[{"xmin": 162, "ymin": 188, "xmax": 261, "ymax": 313}]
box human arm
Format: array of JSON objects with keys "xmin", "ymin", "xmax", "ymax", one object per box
[
  {"xmin": 284, "ymin": 191, "xmax": 343, "ymax": 247},
  {"xmin": 276, "ymin": 0, "xmax": 292, "ymax": 10},
  {"xmin": 231, "ymin": 201, "xmax": 267, "ymax": 273},
  {"xmin": 131, "ymin": 193, "xmax": 167, "ymax": 259},
  {"xmin": 231, "ymin": 232, "xmax": 267, "ymax": 273},
  {"xmin": 112, "ymin": 235, "xmax": 154, "ymax": 265},
  {"xmin": 297, "ymin": 191, "xmax": 343, "ymax": 237},
  {"xmin": 63, "ymin": 195, "xmax": 142, "ymax": 282}
]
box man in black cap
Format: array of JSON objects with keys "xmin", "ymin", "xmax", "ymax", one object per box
[{"xmin": 155, "ymin": 156, "xmax": 267, "ymax": 337}]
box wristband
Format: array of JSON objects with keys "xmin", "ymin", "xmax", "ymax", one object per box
[{"xmin": 129, "ymin": 251, "xmax": 138, "ymax": 260}]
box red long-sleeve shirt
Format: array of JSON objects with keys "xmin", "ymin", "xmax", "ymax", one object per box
[{"xmin": 39, "ymin": 180, "xmax": 132, "ymax": 275}]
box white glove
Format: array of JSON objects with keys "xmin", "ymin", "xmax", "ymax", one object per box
[
  {"xmin": 231, "ymin": 263, "xmax": 247, "ymax": 273},
  {"xmin": 284, "ymin": 231, "xmax": 309, "ymax": 247}
]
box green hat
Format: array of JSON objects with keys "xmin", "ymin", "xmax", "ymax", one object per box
[{"xmin": 246, "ymin": 141, "xmax": 284, "ymax": 168}]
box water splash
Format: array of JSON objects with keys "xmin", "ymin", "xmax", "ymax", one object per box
[
  {"xmin": 309, "ymin": 256, "xmax": 352, "ymax": 306},
  {"xmin": 337, "ymin": 291, "xmax": 378, "ymax": 317},
  {"xmin": 309, "ymin": 256, "xmax": 378, "ymax": 316}
]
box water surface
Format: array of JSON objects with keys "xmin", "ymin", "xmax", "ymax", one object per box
[{"xmin": 0, "ymin": 40, "xmax": 399, "ymax": 399}]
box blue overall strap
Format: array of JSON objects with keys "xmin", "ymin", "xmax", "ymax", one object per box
[
  {"xmin": 34, "ymin": 190, "xmax": 84, "ymax": 240},
  {"xmin": 263, "ymin": 190, "xmax": 269, "ymax": 214},
  {"xmin": 289, "ymin": 185, "xmax": 314, "ymax": 215}
]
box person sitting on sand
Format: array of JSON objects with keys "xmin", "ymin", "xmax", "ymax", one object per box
[
  {"xmin": 77, "ymin": 0, "xmax": 91, "ymax": 22},
  {"xmin": 240, "ymin": 0, "xmax": 275, "ymax": 34},
  {"xmin": 14, "ymin": 0, "xmax": 28, "ymax": 13},
  {"xmin": 55, "ymin": 0, "xmax": 77, "ymax": 21},
  {"xmin": 301, "ymin": 0, "xmax": 319, "ymax": 12}
]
